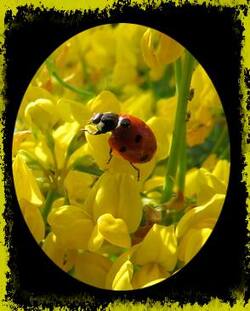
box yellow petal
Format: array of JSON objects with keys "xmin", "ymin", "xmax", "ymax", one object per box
[
  {"xmin": 57, "ymin": 98, "xmax": 91, "ymax": 125},
  {"xmin": 87, "ymin": 90, "xmax": 120, "ymax": 114},
  {"xmin": 34, "ymin": 136, "xmax": 54, "ymax": 169},
  {"xmin": 12, "ymin": 130, "xmax": 33, "ymax": 156},
  {"xmin": 133, "ymin": 224, "xmax": 178, "ymax": 272},
  {"xmin": 144, "ymin": 176, "xmax": 164, "ymax": 192},
  {"xmin": 13, "ymin": 154, "xmax": 44, "ymax": 206},
  {"xmin": 156, "ymin": 33, "xmax": 184, "ymax": 65},
  {"xmin": 121, "ymin": 91, "xmax": 154, "ymax": 121},
  {"xmin": 97, "ymin": 213, "xmax": 131, "ymax": 249},
  {"xmin": 178, "ymin": 227, "xmax": 212, "ymax": 264},
  {"xmin": 74, "ymin": 252, "xmax": 112, "ymax": 289},
  {"xmin": 47, "ymin": 205, "xmax": 94, "ymax": 250},
  {"xmin": 85, "ymin": 172, "xmax": 143, "ymax": 233},
  {"xmin": 112, "ymin": 259, "xmax": 134, "ymax": 290},
  {"xmin": 176, "ymin": 193, "xmax": 225, "ymax": 238},
  {"xmin": 132, "ymin": 263, "xmax": 169, "ymax": 289},
  {"xmin": 105, "ymin": 245, "xmax": 139, "ymax": 289},
  {"xmin": 206, "ymin": 172, "xmax": 227, "ymax": 195},
  {"xmin": 24, "ymin": 98, "xmax": 58, "ymax": 132},
  {"xmin": 108, "ymin": 156, "xmax": 155, "ymax": 183},
  {"xmin": 42, "ymin": 232, "xmax": 76, "ymax": 272},
  {"xmin": 112, "ymin": 62, "xmax": 137, "ymax": 87},
  {"xmin": 64, "ymin": 170, "xmax": 94, "ymax": 205},
  {"xmin": 53, "ymin": 122, "xmax": 80, "ymax": 170},
  {"xmin": 212, "ymin": 160, "xmax": 230, "ymax": 185},
  {"xmin": 147, "ymin": 116, "xmax": 171, "ymax": 160},
  {"xmin": 19, "ymin": 86, "xmax": 55, "ymax": 120},
  {"xmin": 88, "ymin": 224, "xmax": 105, "ymax": 252},
  {"xmin": 85, "ymin": 132, "xmax": 110, "ymax": 169},
  {"xmin": 156, "ymin": 96, "xmax": 177, "ymax": 131},
  {"xmin": 141, "ymin": 28, "xmax": 159, "ymax": 69},
  {"xmin": 185, "ymin": 167, "xmax": 217, "ymax": 205},
  {"xmin": 21, "ymin": 199, "xmax": 45, "ymax": 243}
]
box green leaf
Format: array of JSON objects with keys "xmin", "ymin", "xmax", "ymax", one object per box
[{"xmin": 71, "ymin": 155, "xmax": 103, "ymax": 176}]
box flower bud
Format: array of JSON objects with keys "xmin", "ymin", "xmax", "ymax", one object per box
[{"xmin": 25, "ymin": 98, "xmax": 58, "ymax": 132}]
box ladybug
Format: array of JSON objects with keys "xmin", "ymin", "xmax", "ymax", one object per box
[{"xmin": 84, "ymin": 112, "xmax": 157, "ymax": 180}]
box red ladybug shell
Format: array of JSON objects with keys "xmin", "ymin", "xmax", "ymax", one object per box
[{"xmin": 108, "ymin": 114, "xmax": 157, "ymax": 163}]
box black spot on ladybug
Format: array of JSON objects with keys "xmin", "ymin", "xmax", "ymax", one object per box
[
  {"xmin": 119, "ymin": 146, "xmax": 127, "ymax": 153},
  {"xmin": 140, "ymin": 154, "xmax": 149, "ymax": 162},
  {"xmin": 120, "ymin": 118, "xmax": 131, "ymax": 128},
  {"xmin": 135, "ymin": 134, "xmax": 142, "ymax": 143}
]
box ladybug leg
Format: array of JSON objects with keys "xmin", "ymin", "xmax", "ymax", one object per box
[
  {"xmin": 129, "ymin": 162, "xmax": 140, "ymax": 181},
  {"xmin": 106, "ymin": 148, "xmax": 113, "ymax": 164}
]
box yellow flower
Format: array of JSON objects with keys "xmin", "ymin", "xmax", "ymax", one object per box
[
  {"xmin": 18, "ymin": 86, "xmax": 55, "ymax": 127},
  {"xmin": 12, "ymin": 130, "xmax": 33, "ymax": 156},
  {"xmin": 52, "ymin": 41, "xmax": 85, "ymax": 92},
  {"xmin": 141, "ymin": 28, "xmax": 184, "ymax": 69},
  {"xmin": 144, "ymin": 175, "xmax": 164, "ymax": 193},
  {"xmin": 56, "ymin": 98, "xmax": 91, "ymax": 125},
  {"xmin": 84, "ymin": 171, "xmax": 143, "ymax": 233},
  {"xmin": 47, "ymin": 205, "xmax": 94, "ymax": 250},
  {"xmin": 121, "ymin": 91, "xmax": 154, "ymax": 121},
  {"xmin": 111, "ymin": 24, "xmax": 145, "ymax": 87},
  {"xmin": 63, "ymin": 170, "xmax": 94, "ymax": 206},
  {"xmin": 52, "ymin": 121, "xmax": 80, "ymax": 170},
  {"xmin": 147, "ymin": 116, "xmax": 171, "ymax": 160},
  {"xmin": 42, "ymin": 232, "xmax": 76, "ymax": 272},
  {"xmin": 84, "ymin": 25, "xmax": 116, "ymax": 72},
  {"xmin": 88, "ymin": 213, "xmax": 131, "ymax": 251},
  {"xmin": 21, "ymin": 199, "xmax": 45, "ymax": 243},
  {"xmin": 48, "ymin": 203, "xmax": 131, "ymax": 254},
  {"xmin": 87, "ymin": 90, "xmax": 121, "ymax": 115},
  {"xmin": 112, "ymin": 62, "xmax": 138, "ymax": 87},
  {"xmin": 24, "ymin": 98, "xmax": 59, "ymax": 132},
  {"xmin": 34, "ymin": 135, "xmax": 55, "ymax": 170},
  {"xmin": 176, "ymin": 194, "xmax": 225, "ymax": 264},
  {"xmin": 212, "ymin": 159, "xmax": 230, "ymax": 185},
  {"xmin": 176, "ymin": 193, "xmax": 225, "ymax": 237},
  {"xmin": 111, "ymin": 259, "xmax": 134, "ymax": 290},
  {"xmin": 132, "ymin": 263, "xmax": 170, "ymax": 289},
  {"xmin": 105, "ymin": 226, "xmax": 176, "ymax": 290},
  {"xmin": 74, "ymin": 251, "xmax": 113, "ymax": 288},
  {"xmin": 156, "ymin": 32, "xmax": 184, "ymax": 65},
  {"xmin": 156, "ymin": 96, "xmax": 177, "ymax": 132},
  {"xmin": 133, "ymin": 224, "xmax": 178, "ymax": 272},
  {"xmin": 185, "ymin": 167, "xmax": 227, "ymax": 205},
  {"xmin": 13, "ymin": 154, "xmax": 44, "ymax": 206},
  {"xmin": 178, "ymin": 227, "xmax": 213, "ymax": 264},
  {"xmin": 105, "ymin": 245, "xmax": 139, "ymax": 290},
  {"xmin": 187, "ymin": 65, "xmax": 222, "ymax": 147}
]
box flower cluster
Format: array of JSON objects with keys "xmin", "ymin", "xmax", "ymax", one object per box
[{"xmin": 12, "ymin": 24, "xmax": 230, "ymax": 290}]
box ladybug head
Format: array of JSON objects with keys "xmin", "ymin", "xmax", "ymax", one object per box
[{"xmin": 90, "ymin": 112, "xmax": 119, "ymax": 134}]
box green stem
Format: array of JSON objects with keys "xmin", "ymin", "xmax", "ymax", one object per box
[
  {"xmin": 161, "ymin": 52, "xmax": 195, "ymax": 203},
  {"xmin": 42, "ymin": 189, "xmax": 59, "ymax": 222},
  {"xmin": 177, "ymin": 123, "xmax": 187, "ymax": 193},
  {"xmin": 46, "ymin": 59, "xmax": 95, "ymax": 99}
]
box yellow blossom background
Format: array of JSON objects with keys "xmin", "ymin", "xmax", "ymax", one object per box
[{"xmin": 10, "ymin": 23, "xmax": 231, "ymax": 291}]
